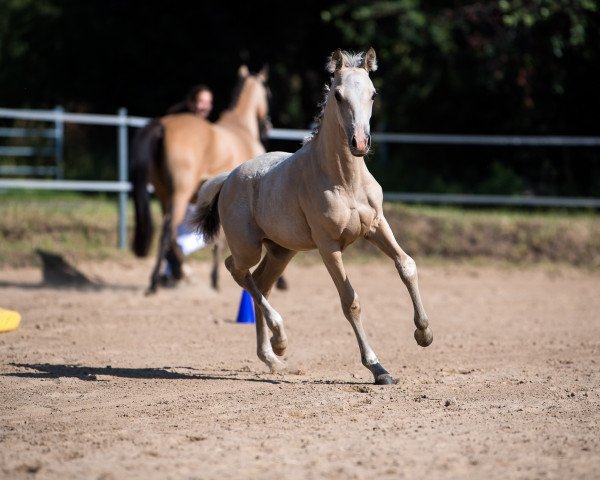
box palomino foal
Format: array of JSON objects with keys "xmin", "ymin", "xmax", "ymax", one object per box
[{"xmin": 194, "ymin": 49, "xmax": 433, "ymax": 385}]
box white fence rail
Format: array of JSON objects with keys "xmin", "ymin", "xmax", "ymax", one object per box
[
  {"xmin": 0, "ymin": 106, "xmax": 64, "ymax": 178},
  {"xmin": 1, "ymin": 107, "xmax": 599, "ymax": 249}
]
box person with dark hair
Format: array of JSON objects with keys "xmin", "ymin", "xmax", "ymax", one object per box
[{"xmin": 166, "ymin": 84, "xmax": 214, "ymax": 119}]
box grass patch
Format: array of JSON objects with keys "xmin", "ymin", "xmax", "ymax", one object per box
[
  {"xmin": 376, "ymin": 203, "xmax": 600, "ymax": 268},
  {"xmin": 0, "ymin": 192, "xmax": 598, "ymax": 268},
  {"xmin": 0, "ymin": 193, "xmax": 140, "ymax": 267}
]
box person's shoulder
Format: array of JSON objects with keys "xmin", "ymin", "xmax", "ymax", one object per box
[{"xmin": 166, "ymin": 101, "xmax": 190, "ymax": 114}]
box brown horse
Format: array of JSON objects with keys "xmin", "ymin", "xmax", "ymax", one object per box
[
  {"xmin": 131, "ymin": 66, "xmax": 269, "ymax": 294},
  {"xmin": 193, "ymin": 49, "xmax": 433, "ymax": 385}
]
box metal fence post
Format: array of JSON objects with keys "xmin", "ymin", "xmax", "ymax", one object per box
[
  {"xmin": 118, "ymin": 108, "xmax": 128, "ymax": 249},
  {"xmin": 54, "ymin": 106, "xmax": 64, "ymax": 179}
]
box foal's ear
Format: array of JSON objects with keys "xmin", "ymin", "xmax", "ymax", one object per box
[
  {"xmin": 258, "ymin": 65, "xmax": 269, "ymax": 82},
  {"xmin": 326, "ymin": 48, "xmax": 344, "ymax": 73},
  {"xmin": 238, "ymin": 65, "xmax": 250, "ymax": 78},
  {"xmin": 364, "ymin": 47, "xmax": 378, "ymax": 72}
]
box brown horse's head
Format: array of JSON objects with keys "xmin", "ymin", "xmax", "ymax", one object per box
[{"xmin": 232, "ymin": 65, "xmax": 270, "ymax": 127}]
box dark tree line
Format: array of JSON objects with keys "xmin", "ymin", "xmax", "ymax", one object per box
[{"xmin": 1, "ymin": 0, "xmax": 599, "ymax": 196}]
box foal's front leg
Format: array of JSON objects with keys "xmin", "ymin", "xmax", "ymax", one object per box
[
  {"xmin": 318, "ymin": 244, "xmax": 394, "ymax": 385},
  {"xmin": 366, "ymin": 216, "xmax": 433, "ymax": 347}
]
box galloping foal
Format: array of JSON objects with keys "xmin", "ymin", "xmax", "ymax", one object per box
[
  {"xmin": 131, "ymin": 66, "xmax": 269, "ymax": 294},
  {"xmin": 194, "ymin": 49, "xmax": 433, "ymax": 385}
]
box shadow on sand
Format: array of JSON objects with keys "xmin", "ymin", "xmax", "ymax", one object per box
[
  {"xmin": 4, "ymin": 362, "xmax": 288, "ymax": 385},
  {"xmin": 0, "ymin": 249, "xmax": 138, "ymax": 291},
  {"xmin": 4, "ymin": 363, "xmax": 367, "ymax": 386}
]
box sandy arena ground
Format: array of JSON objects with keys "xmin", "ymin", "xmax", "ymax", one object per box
[{"xmin": 0, "ymin": 257, "xmax": 599, "ymax": 479}]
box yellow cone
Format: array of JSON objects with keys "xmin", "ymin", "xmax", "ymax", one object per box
[{"xmin": 0, "ymin": 308, "xmax": 21, "ymax": 333}]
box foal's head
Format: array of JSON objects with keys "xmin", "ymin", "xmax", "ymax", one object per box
[{"xmin": 327, "ymin": 48, "xmax": 377, "ymax": 157}]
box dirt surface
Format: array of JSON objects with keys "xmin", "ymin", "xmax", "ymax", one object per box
[{"xmin": 1, "ymin": 257, "xmax": 599, "ymax": 479}]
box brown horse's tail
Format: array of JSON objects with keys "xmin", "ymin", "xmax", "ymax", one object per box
[
  {"xmin": 192, "ymin": 172, "xmax": 229, "ymax": 244},
  {"xmin": 130, "ymin": 118, "xmax": 163, "ymax": 257}
]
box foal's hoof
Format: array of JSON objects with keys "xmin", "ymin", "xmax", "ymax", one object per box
[
  {"xmin": 375, "ymin": 373, "xmax": 395, "ymax": 385},
  {"xmin": 270, "ymin": 337, "xmax": 288, "ymax": 357},
  {"xmin": 260, "ymin": 353, "xmax": 286, "ymax": 373},
  {"xmin": 414, "ymin": 327, "xmax": 433, "ymax": 347}
]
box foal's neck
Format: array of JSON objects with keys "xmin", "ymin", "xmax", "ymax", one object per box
[{"xmin": 313, "ymin": 101, "xmax": 366, "ymax": 189}]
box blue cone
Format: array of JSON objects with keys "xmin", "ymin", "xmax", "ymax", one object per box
[{"xmin": 236, "ymin": 290, "xmax": 255, "ymax": 324}]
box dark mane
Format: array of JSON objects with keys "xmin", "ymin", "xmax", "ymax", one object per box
[
  {"xmin": 303, "ymin": 84, "xmax": 330, "ymax": 144},
  {"xmin": 228, "ymin": 76, "xmax": 247, "ymax": 110}
]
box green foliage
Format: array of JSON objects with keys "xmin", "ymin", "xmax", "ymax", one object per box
[
  {"xmin": 476, "ymin": 161, "xmax": 524, "ymax": 195},
  {"xmin": 0, "ymin": 0, "xmax": 62, "ymax": 105},
  {"xmin": 0, "ymin": 1, "xmax": 598, "ymax": 195},
  {"xmin": 322, "ymin": 0, "xmax": 599, "ymax": 132},
  {"xmin": 322, "ymin": 0, "xmax": 600, "ymax": 195}
]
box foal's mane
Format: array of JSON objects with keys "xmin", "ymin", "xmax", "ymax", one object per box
[{"xmin": 304, "ymin": 50, "xmax": 373, "ymax": 145}]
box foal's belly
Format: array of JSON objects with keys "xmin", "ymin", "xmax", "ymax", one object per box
[{"xmin": 258, "ymin": 206, "xmax": 317, "ymax": 251}]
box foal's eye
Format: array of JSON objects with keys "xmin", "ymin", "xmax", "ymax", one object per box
[
  {"xmin": 334, "ymin": 90, "xmax": 343, "ymax": 102},
  {"xmin": 371, "ymin": 91, "xmax": 378, "ymax": 100}
]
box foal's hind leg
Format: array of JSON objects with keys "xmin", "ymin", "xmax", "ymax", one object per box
[
  {"xmin": 318, "ymin": 242, "xmax": 394, "ymax": 385},
  {"xmin": 251, "ymin": 242, "xmax": 296, "ymax": 356},
  {"xmin": 224, "ymin": 247, "xmax": 293, "ymax": 372}
]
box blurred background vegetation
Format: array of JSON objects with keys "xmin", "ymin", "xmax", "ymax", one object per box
[{"xmin": 0, "ymin": 0, "xmax": 599, "ymax": 197}]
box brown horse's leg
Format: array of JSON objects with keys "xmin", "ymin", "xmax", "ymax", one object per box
[
  {"xmin": 147, "ymin": 213, "xmax": 173, "ymax": 295},
  {"xmin": 167, "ymin": 192, "xmax": 193, "ymax": 281},
  {"xmin": 365, "ymin": 216, "xmax": 433, "ymax": 347},
  {"xmin": 165, "ymin": 247, "xmax": 183, "ymax": 280},
  {"xmin": 317, "ymin": 242, "xmax": 394, "ymax": 385},
  {"xmin": 210, "ymin": 234, "xmax": 225, "ymax": 290}
]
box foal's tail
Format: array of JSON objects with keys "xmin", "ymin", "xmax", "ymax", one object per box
[
  {"xmin": 130, "ymin": 118, "xmax": 163, "ymax": 257},
  {"xmin": 192, "ymin": 172, "xmax": 229, "ymax": 244}
]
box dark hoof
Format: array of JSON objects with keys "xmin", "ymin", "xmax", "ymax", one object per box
[
  {"xmin": 144, "ymin": 286, "xmax": 157, "ymax": 296},
  {"xmin": 159, "ymin": 274, "xmax": 179, "ymax": 289},
  {"xmin": 275, "ymin": 276, "xmax": 288, "ymax": 290},
  {"xmin": 414, "ymin": 327, "xmax": 433, "ymax": 347},
  {"xmin": 375, "ymin": 374, "xmax": 394, "ymax": 385}
]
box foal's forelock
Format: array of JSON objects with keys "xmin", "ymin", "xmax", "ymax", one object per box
[{"xmin": 325, "ymin": 50, "xmax": 377, "ymax": 73}]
